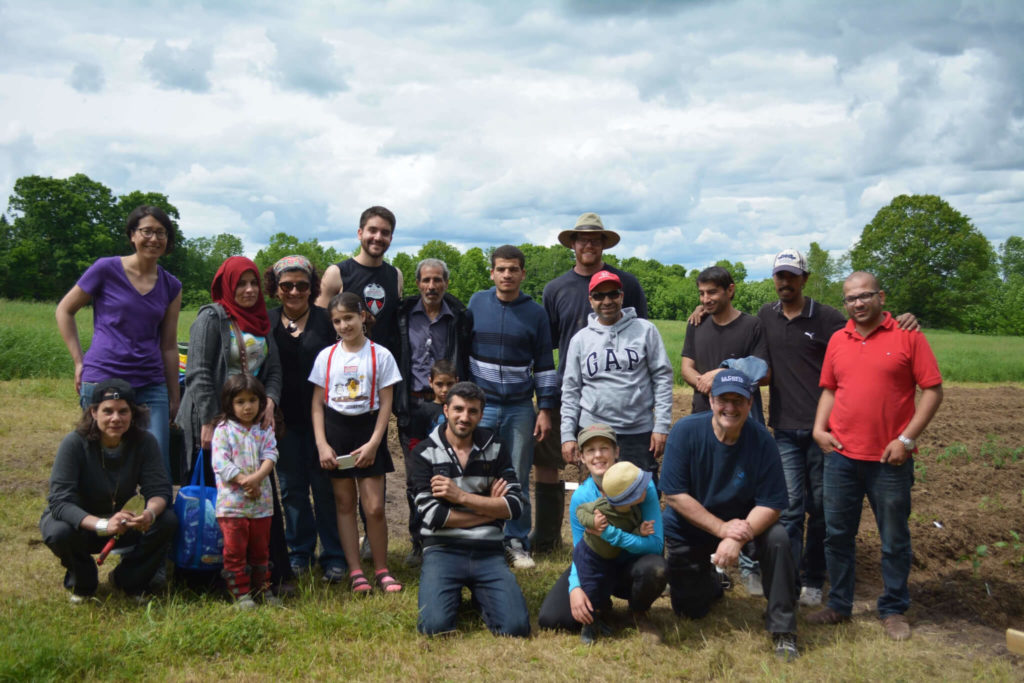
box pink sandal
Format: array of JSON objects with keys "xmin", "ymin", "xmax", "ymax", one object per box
[
  {"xmin": 374, "ymin": 568, "xmax": 403, "ymax": 593},
  {"xmin": 349, "ymin": 570, "xmax": 372, "ymax": 594}
]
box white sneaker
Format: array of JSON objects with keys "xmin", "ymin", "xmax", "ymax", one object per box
[
  {"xmin": 234, "ymin": 594, "xmax": 257, "ymax": 610},
  {"xmin": 69, "ymin": 593, "xmax": 88, "ymax": 605},
  {"xmin": 504, "ymin": 539, "xmax": 536, "ymax": 570},
  {"xmin": 799, "ymin": 586, "xmax": 823, "ymax": 607},
  {"xmin": 741, "ymin": 570, "xmax": 763, "ymax": 596}
]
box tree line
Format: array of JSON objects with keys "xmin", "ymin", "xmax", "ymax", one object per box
[{"xmin": 2, "ymin": 174, "xmax": 1022, "ymax": 333}]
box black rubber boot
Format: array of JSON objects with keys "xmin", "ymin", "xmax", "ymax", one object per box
[{"xmin": 532, "ymin": 481, "xmax": 565, "ymax": 554}]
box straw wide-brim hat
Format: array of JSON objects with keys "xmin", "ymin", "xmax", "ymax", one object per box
[{"xmin": 557, "ymin": 212, "xmax": 621, "ymax": 249}]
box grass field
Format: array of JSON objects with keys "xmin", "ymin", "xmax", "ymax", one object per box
[
  {"xmin": 1, "ymin": 379, "xmax": 1020, "ymax": 681},
  {"xmin": 4, "ymin": 299, "xmax": 1024, "ymax": 384}
]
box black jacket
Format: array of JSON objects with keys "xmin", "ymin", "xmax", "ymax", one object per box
[{"xmin": 394, "ymin": 292, "xmax": 473, "ymax": 424}]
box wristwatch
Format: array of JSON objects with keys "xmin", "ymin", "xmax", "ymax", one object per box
[
  {"xmin": 897, "ymin": 435, "xmax": 916, "ymax": 451},
  {"xmin": 95, "ymin": 518, "xmax": 111, "ymax": 536}
]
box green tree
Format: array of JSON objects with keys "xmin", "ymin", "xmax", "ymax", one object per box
[
  {"xmin": 518, "ymin": 243, "xmax": 574, "ymax": 301},
  {"xmin": 805, "ymin": 241, "xmax": 842, "ymax": 307},
  {"xmin": 733, "ymin": 279, "xmax": 775, "ymax": 314},
  {"xmin": 253, "ymin": 232, "xmax": 341, "ymax": 284},
  {"xmin": 448, "ymin": 247, "xmax": 492, "ymax": 303},
  {"xmin": 850, "ymin": 194, "xmax": 998, "ymax": 330},
  {"xmin": 714, "ymin": 259, "xmax": 747, "ymax": 283},
  {"xmin": 390, "ymin": 252, "xmax": 417, "ymax": 297},
  {"xmin": 177, "ymin": 234, "xmax": 245, "ymax": 307},
  {"xmin": 1001, "ymin": 236, "xmax": 1024, "ymax": 281},
  {"xmin": 2, "ymin": 174, "xmax": 119, "ymax": 300}
]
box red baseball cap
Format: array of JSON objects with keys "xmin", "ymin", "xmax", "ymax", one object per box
[{"xmin": 588, "ymin": 270, "xmax": 622, "ymax": 292}]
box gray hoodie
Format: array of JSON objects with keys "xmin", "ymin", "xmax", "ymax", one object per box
[{"xmin": 560, "ymin": 307, "xmax": 674, "ymax": 442}]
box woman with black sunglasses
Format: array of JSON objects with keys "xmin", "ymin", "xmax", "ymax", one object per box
[{"xmin": 263, "ymin": 256, "xmax": 347, "ymax": 583}]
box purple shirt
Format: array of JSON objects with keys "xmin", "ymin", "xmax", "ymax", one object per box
[{"xmin": 78, "ymin": 256, "xmax": 182, "ymax": 387}]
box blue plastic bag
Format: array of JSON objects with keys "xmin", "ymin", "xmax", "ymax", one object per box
[{"xmin": 173, "ymin": 448, "xmax": 223, "ymax": 570}]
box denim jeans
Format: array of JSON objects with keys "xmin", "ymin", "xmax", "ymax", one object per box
[
  {"xmin": 81, "ymin": 382, "xmax": 170, "ymax": 478},
  {"xmin": 480, "ymin": 399, "xmax": 536, "ymax": 546},
  {"xmin": 824, "ymin": 451, "xmax": 914, "ymax": 617},
  {"xmin": 275, "ymin": 426, "xmax": 345, "ymax": 572},
  {"xmin": 775, "ymin": 429, "xmax": 826, "ymax": 589},
  {"xmin": 417, "ymin": 546, "xmax": 530, "ymax": 637}
]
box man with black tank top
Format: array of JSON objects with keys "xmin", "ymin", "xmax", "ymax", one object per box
[
  {"xmin": 316, "ymin": 206, "xmax": 403, "ymax": 354},
  {"xmin": 316, "ymin": 206, "xmax": 404, "ymax": 560}
]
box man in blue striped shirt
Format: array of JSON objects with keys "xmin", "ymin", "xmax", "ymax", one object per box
[{"xmin": 468, "ymin": 245, "xmax": 559, "ymax": 569}]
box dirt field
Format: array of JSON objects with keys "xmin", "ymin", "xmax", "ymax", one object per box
[{"xmin": 383, "ymin": 386, "xmax": 1024, "ymax": 653}]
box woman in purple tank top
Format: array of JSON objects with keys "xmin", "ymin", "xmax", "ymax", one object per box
[{"xmin": 55, "ymin": 206, "xmax": 183, "ymax": 476}]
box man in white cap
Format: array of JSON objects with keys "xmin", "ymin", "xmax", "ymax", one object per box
[
  {"xmin": 661, "ymin": 370, "xmax": 799, "ymax": 662},
  {"xmin": 532, "ymin": 212, "xmax": 648, "ymax": 555}
]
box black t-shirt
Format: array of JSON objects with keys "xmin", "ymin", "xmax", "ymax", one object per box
[
  {"xmin": 757, "ymin": 298, "xmax": 847, "ymax": 431},
  {"xmin": 337, "ymin": 259, "xmax": 401, "ymax": 355},
  {"xmin": 681, "ymin": 312, "xmax": 768, "ymax": 413},
  {"xmin": 271, "ymin": 306, "xmax": 335, "ymax": 431},
  {"xmin": 660, "ymin": 412, "xmax": 788, "ymax": 546},
  {"xmin": 543, "ymin": 264, "xmax": 648, "ymax": 375}
]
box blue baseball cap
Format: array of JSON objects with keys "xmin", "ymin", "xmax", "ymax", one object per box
[{"xmin": 711, "ymin": 370, "xmax": 753, "ymax": 399}]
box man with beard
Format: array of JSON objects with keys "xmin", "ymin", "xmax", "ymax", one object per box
[
  {"xmin": 534, "ymin": 212, "xmax": 648, "ymax": 554},
  {"xmin": 316, "ymin": 206, "xmax": 403, "ymax": 354},
  {"xmin": 808, "ymin": 272, "xmax": 942, "ymax": 642},
  {"xmin": 409, "ymin": 382, "xmax": 530, "ymax": 637},
  {"xmin": 394, "ymin": 258, "xmax": 473, "ymax": 566}
]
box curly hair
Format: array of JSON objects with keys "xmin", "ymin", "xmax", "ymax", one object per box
[{"xmin": 263, "ymin": 262, "xmax": 322, "ymax": 303}]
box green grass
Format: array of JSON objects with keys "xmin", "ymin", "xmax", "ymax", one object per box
[{"xmin": 3, "ymin": 299, "xmax": 1024, "ymax": 383}]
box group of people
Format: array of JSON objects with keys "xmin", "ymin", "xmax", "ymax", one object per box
[{"xmin": 41, "ymin": 205, "xmax": 944, "ymax": 661}]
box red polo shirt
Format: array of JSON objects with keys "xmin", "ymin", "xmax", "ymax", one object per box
[{"xmin": 819, "ymin": 312, "xmax": 942, "ymax": 461}]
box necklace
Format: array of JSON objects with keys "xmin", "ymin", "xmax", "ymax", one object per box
[{"xmin": 282, "ymin": 307, "xmax": 310, "ymax": 333}]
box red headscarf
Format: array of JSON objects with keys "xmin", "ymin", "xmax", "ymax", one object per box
[{"xmin": 210, "ymin": 256, "xmax": 270, "ymax": 335}]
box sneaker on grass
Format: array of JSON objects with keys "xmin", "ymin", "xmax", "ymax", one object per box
[
  {"xmin": 799, "ymin": 586, "xmax": 823, "ymax": 607},
  {"xmin": 741, "ymin": 569, "xmax": 763, "ymax": 596},
  {"xmin": 773, "ymin": 633, "xmax": 799, "ymax": 662},
  {"xmin": 504, "ymin": 538, "xmax": 535, "ymax": 569},
  {"xmin": 322, "ymin": 565, "xmax": 347, "ymax": 584}
]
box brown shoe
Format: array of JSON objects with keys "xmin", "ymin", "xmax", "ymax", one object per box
[
  {"xmin": 806, "ymin": 606, "xmax": 850, "ymax": 625},
  {"xmin": 882, "ymin": 614, "xmax": 911, "ymax": 641}
]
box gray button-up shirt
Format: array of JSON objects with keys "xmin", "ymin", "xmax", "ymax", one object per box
[{"xmin": 408, "ymin": 298, "xmax": 453, "ymax": 391}]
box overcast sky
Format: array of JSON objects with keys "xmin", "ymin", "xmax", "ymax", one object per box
[{"xmin": 1, "ymin": 0, "xmax": 1021, "ymax": 277}]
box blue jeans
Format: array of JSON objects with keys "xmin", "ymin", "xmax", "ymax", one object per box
[
  {"xmin": 276, "ymin": 426, "xmax": 345, "ymax": 571},
  {"xmin": 417, "ymin": 546, "xmax": 530, "ymax": 637},
  {"xmin": 81, "ymin": 382, "xmax": 170, "ymax": 478},
  {"xmin": 480, "ymin": 399, "xmax": 536, "ymax": 546},
  {"xmin": 824, "ymin": 451, "xmax": 914, "ymax": 617},
  {"xmin": 775, "ymin": 429, "xmax": 826, "ymax": 589}
]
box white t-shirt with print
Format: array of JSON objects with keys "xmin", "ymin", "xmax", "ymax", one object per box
[{"xmin": 309, "ymin": 339, "xmax": 402, "ymax": 416}]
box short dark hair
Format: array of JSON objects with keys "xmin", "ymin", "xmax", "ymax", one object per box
[
  {"xmin": 430, "ymin": 359, "xmax": 458, "ymax": 380},
  {"xmin": 359, "ymin": 206, "xmax": 396, "ymax": 232},
  {"xmin": 328, "ymin": 291, "xmax": 376, "ymax": 335},
  {"xmin": 76, "ymin": 395, "xmax": 151, "ymax": 446},
  {"xmin": 697, "ymin": 266, "xmax": 734, "ymax": 291},
  {"xmin": 263, "ymin": 263, "xmax": 322, "ymax": 303},
  {"xmin": 125, "ymin": 205, "xmax": 176, "ymax": 253},
  {"xmin": 490, "ymin": 244, "xmax": 525, "ymax": 269},
  {"xmin": 445, "ymin": 381, "xmax": 486, "ymax": 408},
  {"xmin": 218, "ymin": 374, "xmax": 268, "ymax": 425}
]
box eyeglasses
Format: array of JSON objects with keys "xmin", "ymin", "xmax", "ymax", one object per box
[
  {"xmin": 279, "ymin": 281, "xmax": 311, "ymax": 293},
  {"xmin": 843, "ymin": 291, "xmax": 879, "ymax": 305},
  {"xmin": 590, "ymin": 289, "xmax": 622, "ymax": 302},
  {"xmin": 575, "ymin": 237, "xmax": 604, "ymax": 247},
  {"xmin": 137, "ymin": 228, "xmax": 168, "ymax": 240}
]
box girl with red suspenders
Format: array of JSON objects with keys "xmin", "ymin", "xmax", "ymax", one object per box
[{"xmin": 310, "ymin": 292, "xmax": 403, "ymax": 594}]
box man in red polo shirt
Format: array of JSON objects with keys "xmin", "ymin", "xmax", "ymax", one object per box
[{"xmin": 807, "ymin": 271, "xmax": 943, "ymax": 642}]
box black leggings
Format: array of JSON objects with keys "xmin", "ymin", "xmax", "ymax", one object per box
[{"xmin": 537, "ymin": 553, "xmax": 667, "ymax": 631}]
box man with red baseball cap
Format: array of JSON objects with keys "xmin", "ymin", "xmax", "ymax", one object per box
[{"xmin": 559, "ymin": 270, "xmax": 673, "ymax": 479}]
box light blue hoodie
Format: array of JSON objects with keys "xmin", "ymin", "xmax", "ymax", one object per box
[{"xmin": 560, "ymin": 307, "xmax": 674, "ymax": 442}]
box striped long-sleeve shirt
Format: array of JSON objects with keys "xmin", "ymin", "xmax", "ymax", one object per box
[
  {"xmin": 409, "ymin": 424, "xmax": 525, "ymax": 551},
  {"xmin": 467, "ymin": 288, "xmax": 559, "ymax": 409}
]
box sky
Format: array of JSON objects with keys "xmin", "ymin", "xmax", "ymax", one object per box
[{"xmin": 1, "ymin": 0, "xmax": 1022, "ymax": 278}]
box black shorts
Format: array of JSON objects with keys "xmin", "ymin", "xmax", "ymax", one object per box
[{"xmin": 324, "ymin": 408, "xmax": 394, "ymax": 479}]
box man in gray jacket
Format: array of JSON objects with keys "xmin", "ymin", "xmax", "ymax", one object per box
[{"xmin": 559, "ymin": 271, "xmax": 674, "ymax": 478}]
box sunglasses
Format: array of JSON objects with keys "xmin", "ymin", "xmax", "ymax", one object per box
[
  {"xmin": 590, "ymin": 289, "xmax": 622, "ymax": 302},
  {"xmin": 279, "ymin": 281, "xmax": 311, "ymax": 293}
]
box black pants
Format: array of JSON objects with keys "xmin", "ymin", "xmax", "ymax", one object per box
[
  {"xmin": 537, "ymin": 553, "xmax": 667, "ymax": 631},
  {"xmin": 667, "ymin": 522, "xmax": 797, "ymax": 634},
  {"xmin": 40, "ymin": 509, "xmax": 177, "ymax": 596}
]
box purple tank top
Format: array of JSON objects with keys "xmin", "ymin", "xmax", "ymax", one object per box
[{"xmin": 78, "ymin": 256, "xmax": 182, "ymax": 387}]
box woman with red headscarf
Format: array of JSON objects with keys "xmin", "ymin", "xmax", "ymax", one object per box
[{"xmin": 179, "ymin": 256, "xmax": 282, "ymax": 464}]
